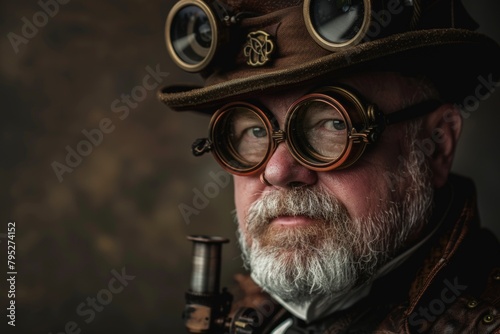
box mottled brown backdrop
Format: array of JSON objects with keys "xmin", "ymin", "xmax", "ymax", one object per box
[{"xmin": 1, "ymin": 0, "xmax": 499, "ymax": 333}]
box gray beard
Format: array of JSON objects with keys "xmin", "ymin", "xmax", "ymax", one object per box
[{"xmin": 237, "ymin": 134, "xmax": 433, "ymax": 303}]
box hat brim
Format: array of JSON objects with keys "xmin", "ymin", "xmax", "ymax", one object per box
[{"xmin": 159, "ymin": 29, "xmax": 500, "ymax": 114}]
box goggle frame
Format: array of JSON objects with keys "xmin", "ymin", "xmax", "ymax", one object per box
[
  {"xmin": 191, "ymin": 85, "xmax": 441, "ymax": 176},
  {"xmin": 165, "ymin": 0, "xmax": 415, "ymax": 72}
]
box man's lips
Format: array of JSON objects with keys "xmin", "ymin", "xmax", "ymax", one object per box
[{"xmin": 270, "ymin": 215, "xmax": 318, "ymax": 226}]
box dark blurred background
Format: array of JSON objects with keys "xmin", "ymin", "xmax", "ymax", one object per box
[{"xmin": 0, "ymin": 1, "xmax": 499, "ymax": 333}]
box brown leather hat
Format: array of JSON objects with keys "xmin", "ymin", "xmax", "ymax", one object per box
[{"xmin": 159, "ymin": 0, "xmax": 500, "ymax": 114}]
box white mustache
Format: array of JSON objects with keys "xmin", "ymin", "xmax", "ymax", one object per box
[{"xmin": 245, "ymin": 187, "xmax": 350, "ymax": 233}]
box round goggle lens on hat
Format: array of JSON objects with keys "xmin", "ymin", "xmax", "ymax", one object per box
[
  {"xmin": 309, "ymin": 0, "xmax": 366, "ymax": 45},
  {"xmin": 166, "ymin": 1, "xmax": 218, "ymax": 72},
  {"xmin": 171, "ymin": 6, "xmax": 213, "ymax": 64},
  {"xmin": 287, "ymin": 100, "xmax": 349, "ymax": 165}
]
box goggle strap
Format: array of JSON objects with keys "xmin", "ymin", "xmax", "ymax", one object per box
[
  {"xmin": 384, "ymin": 100, "xmax": 442, "ymax": 125},
  {"xmin": 211, "ymin": 0, "xmax": 233, "ymax": 23},
  {"xmin": 192, "ymin": 138, "xmax": 212, "ymax": 157},
  {"xmin": 212, "ymin": 0, "xmax": 258, "ymax": 25}
]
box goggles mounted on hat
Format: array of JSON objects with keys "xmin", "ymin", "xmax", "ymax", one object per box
[
  {"xmin": 160, "ymin": 0, "xmax": 497, "ymax": 113},
  {"xmin": 166, "ymin": 0, "xmax": 418, "ymax": 72}
]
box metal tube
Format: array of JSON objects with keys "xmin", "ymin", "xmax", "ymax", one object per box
[{"xmin": 187, "ymin": 235, "xmax": 229, "ymax": 295}]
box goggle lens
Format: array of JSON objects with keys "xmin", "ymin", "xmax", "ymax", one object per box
[
  {"xmin": 168, "ymin": 3, "xmax": 215, "ymax": 70},
  {"xmin": 212, "ymin": 106, "xmax": 270, "ymax": 171},
  {"xmin": 308, "ymin": 0, "xmax": 366, "ymax": 46},
  {"xmin": 288, "ymin": 100, "xmax": 349, "ymax": 165}
]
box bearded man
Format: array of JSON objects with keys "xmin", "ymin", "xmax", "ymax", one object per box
[{"xmin": 160, "ymin": 0, "xmax": 500, "ymax": 332}]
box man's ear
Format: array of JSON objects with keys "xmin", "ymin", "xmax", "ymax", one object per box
[{"xmin": 423, "ymin": 103, "xmax": 463, "ymax": 188}]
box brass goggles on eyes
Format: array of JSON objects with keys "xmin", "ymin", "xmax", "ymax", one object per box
[
  {"xmin": 166, "ymin": 0, "xmax": 415, "ymax": 72},
  {"xmin": 192, "ymin": 86, "xmax": 440, "ymax": 176}
]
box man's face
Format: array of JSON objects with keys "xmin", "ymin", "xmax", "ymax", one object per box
[{"xmin": 233, "ymin": 73, "xmax": 435, "ymax": 303}]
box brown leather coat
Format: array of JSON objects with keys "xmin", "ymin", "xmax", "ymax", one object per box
[{"xmin": 234, "ymin": 174, "xmax": 500, "ymax": 333}]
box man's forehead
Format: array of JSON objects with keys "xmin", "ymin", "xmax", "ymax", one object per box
[
  {"xmin": 255, "ymin": 72, "xmax": 416, "ymax": 115},
  {"xmin": 257, "ymin": 85, "xmax": 312, "ymax": 114}
]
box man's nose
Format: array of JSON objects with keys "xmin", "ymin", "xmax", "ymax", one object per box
[{"xmin": 262, "ymin": 143, "xmax": 317, "ymax": 188}]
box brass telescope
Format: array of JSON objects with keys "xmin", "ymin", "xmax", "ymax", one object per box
[{"xmin": 183, "ymin": 235, "xmax": 287, "ymax": 334}]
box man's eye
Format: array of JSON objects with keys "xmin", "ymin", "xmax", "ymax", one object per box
[
  {"xmin": 245, "ymin": 127, "xmax": 267, "ymax": 138},
  {"xmin": 323, "ymin": 119, "xmax": 346, "ymax": 131}
]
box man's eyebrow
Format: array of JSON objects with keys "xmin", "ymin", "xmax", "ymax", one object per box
[{"xmin": 232, "ymin": 111, "xmax": 262, "ymax": 122}]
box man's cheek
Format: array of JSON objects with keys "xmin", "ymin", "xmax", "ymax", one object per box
[{"xmin": 235, "ymin": 210, "xmax": 252, "ymax": 245}]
